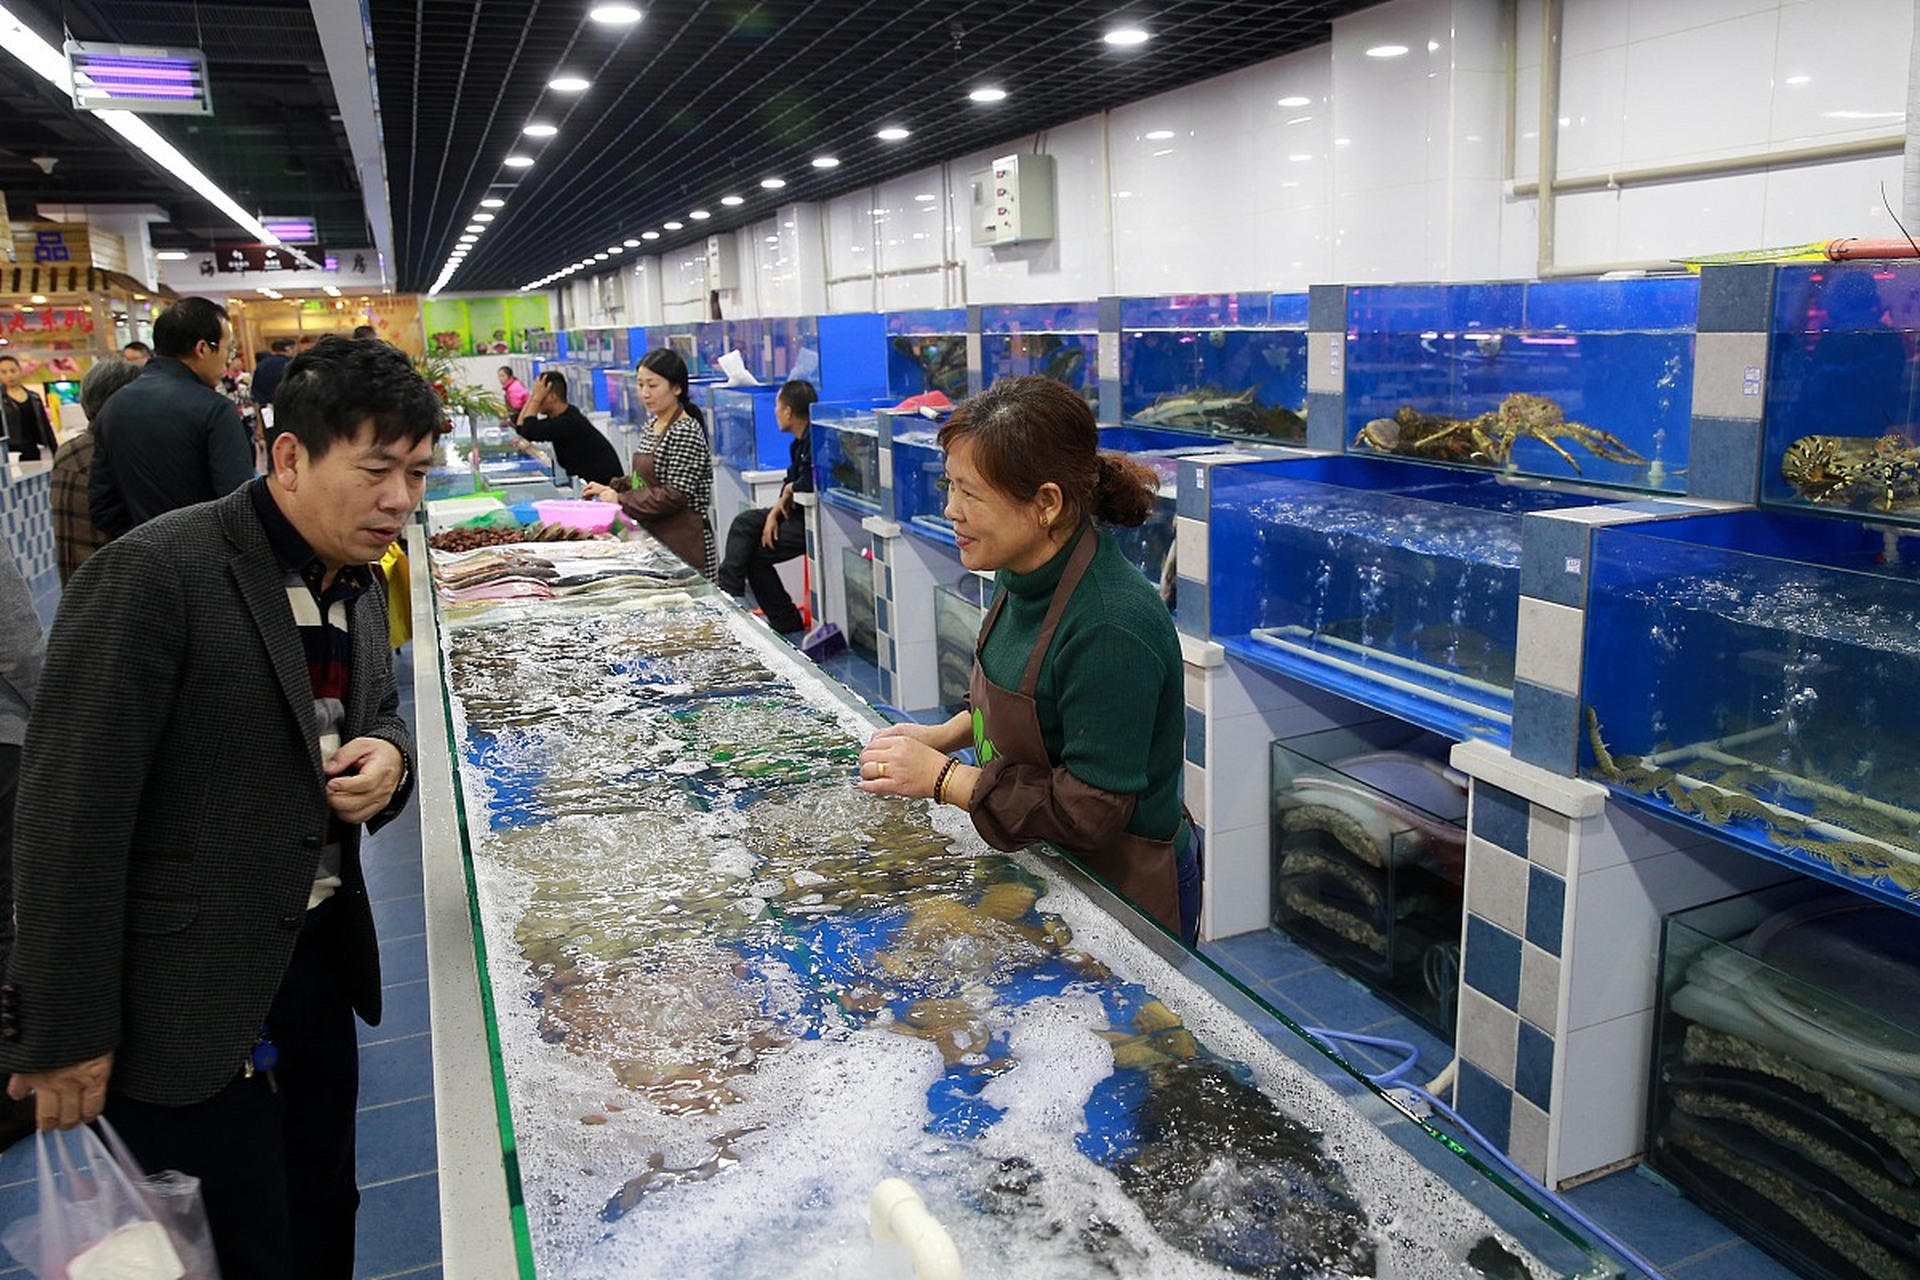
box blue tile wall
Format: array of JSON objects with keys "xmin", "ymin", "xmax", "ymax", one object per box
[
  {"xmin": 1525, "ymin": 864, "xmax": 1567, "ymax": 956},
  {"xmin": 1688, "ymin": 415, "xmax": 1763, "ymax": 503},
  {"xmin": 877, "ymin": 595, "xmax": 891, "ymax": 632},
  {"xmin": 1511, "ymin": 680, "xmax": 1582, "ymax": 777},
  {"xmin": 1470, "ymin": 783, "xmax": 1530, "ymax": 855},
  {"xmin": 1518, "ymin": 514, "xmax": 1592, "ymax": 608},
  {"xmin": 1175, "ymin": 575, "xmax": 1208, "ymax": 638},
  {"xmin": 1, "ymin": 471, "xmax": 55, "ymax": 583},
  {"xmin": 1176, "ymin": 460, "xmax": 1212, "ymax": 521},
  {"xmin": 1696, "ymin": 263, "xmax": 1775, "ymax": 333},
  {"xmin": 1184, "ymin": 704, "xmax": 1206, "ymax": 767},
  {"xmin": 1308, "ymin": 283, "xmax": 1349, "ymax": 333},
  {"xmin": 1514, "ymin": 1020, "xmax": 1555, "ymax": 1111},
  {"xmin": 1464, "ymin": 914, "xmax": 1523, "ymax": 1011},
  {"xmin": 1306, "ymin": 391, "xmax": 1345, "ymax": 452},
  {"xmin": 1455, "ymin": 1059, "xmax": 1513, "ymax": 1153},
  {"xmin": 1098, "ymin": 296, "xmax": 1123, "ymax": 330}
]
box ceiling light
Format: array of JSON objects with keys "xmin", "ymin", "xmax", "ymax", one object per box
[
  {"xmin": 913, "ymin": 193, "xmax": 936, "ymax": 202},
  {"xmin": 876, "ymin": 126, "xmax": 910, "ymax": 141},
  {"xmin": 812, "ymin": 156, "xmax": 840, "ymax": 169},
  {"xmin": 28, "ymin": 294, "xmax": 46, "ymax": 304},
  {"xmin": 721, "ymin": 194, "xmax": 744, "ymax": 206},
  {"xmin": 969, "ymin": 87, "xmax": 1006, "ymax": 103},
  {"xmin": 548, "ymin": 74, "xmax": 590, "ymax": 92},
  {"xmin": 608, "ymin": 246, "xmax": 623, "ymax": 254},
  {"xmin": 642, "ymin": 230, "xmax": 660, "ymax": 240},
  {"xmin": 481, "ymin": 197, "xmax": 506, "ymax": 208},
  {"xmin": 322, "ymin": 285, "xmax": 341, "ymax": 297},
  {"xmin": 623, "ymin": 238, "xmax": 640, "ymax": 247},
  {"xmin": 523, "ymin": 123, "xmax": 558, "ymax": 138},
  {"xmin": 1277, "ymin": 96, "xmax": 1311, "ymax": 107},
  {"xmin": 1104, "ymin": 27, "xmax": 1149, "ymax": 46},
  {"xmin": 761, "ymin": 177, "xmax": 786, "ymax": 189},
  {"xmin": 504, "ymin": 155, "xmax": 535, "ymax": 168},
  {"xmin": 465, "ymin": 223, "xmax": 484, "ymax": 233},
  {"xmin": 663, "ymin": 220, "xmax": 683, "ymax": 230},
  {"xmin": 473, "ymin": 213, "xmax": 495, "ymax": 223},
  {"xmin": 589, "ymin": 3, "xmax": 642, "ymax": 23},
  {"xmin": 1145, "ymin": 129, "xmax": 1174, "ymax": 141},
  {"xmin": 155, "ymin": 249, "xmax": 188, "ymax": 261},
  {"xmin": 1366, "ymin": 44, "xmax": 1409, "ymax": 57},
  {"xmin": 690, "ymin": 209, "xmax": 710, "ymax": 220},
  {"xmin": 458, "ymin": 235, "xmax": 477, "ymax": 243},
  {"xmin": 765, "ymin": 235, "xmax": 779, "ymax": 244}
]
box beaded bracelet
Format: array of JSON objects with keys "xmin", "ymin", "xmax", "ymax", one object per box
[{"xmin": 933, "ymin": 757, "xmax": 960, "ymax": 806}]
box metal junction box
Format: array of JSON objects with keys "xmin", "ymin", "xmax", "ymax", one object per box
[{"xmin": 969, "ymin": 153, "xmax": 1055, "ymax": 247}]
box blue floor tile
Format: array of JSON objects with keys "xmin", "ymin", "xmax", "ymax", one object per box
[
  {"xmin": 1666, "ymin": 1239, "xmax": 1802, "ymax": 1279},
  {"xmin": 364, "ymin": 978, "xmax": 432, "ymax": 1045},
  {"xmin": 372, "ymin": 893, "xmax": 426, "ymax": 938},
  {"xmin": 377, "ymin": 931, "xmax": 429, "ymax": 987},
  {"xmin": 1561, "ymin": 1166, "xmax": 1741, "ymax": 1270},
  {"xmin": 1203, "ymin": 927, "xmax": 1322, "ymax": 986},
  {"xmin": 358, "ymin": 1033, "xmax": 434, "ymax": 1109},
  {"xmin": 352, "ymin": 1171, "xmax": 441, "ymax": 1279},
  {"xmin": 356, "ymin": 1096, "xmax": 439, "ymax": 1187}
]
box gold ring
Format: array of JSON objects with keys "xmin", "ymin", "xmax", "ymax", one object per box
[{"xmin": 877, "ymin": 762, "xmax": 888, "ymax": 779}]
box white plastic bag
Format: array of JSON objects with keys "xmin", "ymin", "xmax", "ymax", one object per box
[{"xmin": 0, "ymin": 1119, "xmax": 220, "ymax": 1279}]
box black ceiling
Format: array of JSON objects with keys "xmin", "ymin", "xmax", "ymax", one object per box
[{"xmin": 1, "ymin": 1, "xmax": 1377, "ymax": 295}]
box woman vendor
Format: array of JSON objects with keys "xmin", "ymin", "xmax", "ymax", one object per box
[
  {"xmin": 584, "ymin": 347, "xmax": 716, "ymax": 576},
  {"xmin": 856, "ymin": 376, "xmax": 1201, "ymax": 942}
]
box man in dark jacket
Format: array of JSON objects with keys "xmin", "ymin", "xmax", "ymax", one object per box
[
  {"xmin": 88, "ymin": 295, "xmax": 255, "ymax": 536},
  {"xmin": 513, "ymin": 369, "xmax": 623, "ymax": 485},
  {"xmin": 251, "ymin": 336, "xmax": 295, "ymax": 415},
  {"xmin": 716, "ymin": 379, "xmax": 815, "ymax": 635},
  {"xmin": 3, "ymin": 336, "xmax": 440, "ymax": 1279}
]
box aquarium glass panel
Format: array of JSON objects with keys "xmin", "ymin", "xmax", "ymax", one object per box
[
  {"xmin": 1120, "ymin": 293, "xmax": 1309, "ymax": 443},
  {"xmin": 1346, "ymin": 278, "xmax": 1696, "ymax": 492},
  {"xmin": 713, "ymin": 386, "xmax": 788, "ymax": 472},
  {"xmin": 812, "ymin": 402, "xmax": 884, "ymax": 514},
  {"xmin": 893, "ymin": 423, "xmax": 953, "ymax": 545},
  {"xmin": 887, "ymin": 308, "xmax": 968, "ymax": 401},
  {"xmin": 980, "ymin": 301, "xmax": 1098, "ymax": 402},
  {"xmin": 1583, "ymin": 509, "xmax": 1920, "ymax": 908},
  {"xmin": 1210, "ymin": 455, "xmax": 1624, "ymax": 744},
  {"xmin": 933, "ymin": 574, "xmax": 990, "ymax": 714},
  {"xmin": 841, "ymin": 544, "xmax": 877, "ymax": 663}
]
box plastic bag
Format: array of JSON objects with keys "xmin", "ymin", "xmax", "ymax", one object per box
[{"xmin": 0, "ymin": 1119, "xmax": 220, "ymax": 1279}]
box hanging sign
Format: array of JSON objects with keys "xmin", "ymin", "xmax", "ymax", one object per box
[{"xmin": 213, "ymin": 243, "xmax": 328, "ymax": 274}]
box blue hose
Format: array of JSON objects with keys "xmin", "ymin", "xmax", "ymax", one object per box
[{"xmin": 1303, "ymin": 1026, "xmax": 1666, "ymax": 1280}]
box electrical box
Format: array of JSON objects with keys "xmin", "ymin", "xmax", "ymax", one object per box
[
  {"xmin": 968, "ymin": 153, "xmax": 1055, "ymax": 247},
  {"xmin": 705, "ymin": 233, "xmax": 740, "ymax": 290}
]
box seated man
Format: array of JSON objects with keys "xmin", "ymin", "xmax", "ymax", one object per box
[
  {"xmin": 513, "ymin": 370, "xmax": 622, "ymax": 487},
  {"xmin": 717, "ymin": 379, "xmax": 814, "ymax": 636}
]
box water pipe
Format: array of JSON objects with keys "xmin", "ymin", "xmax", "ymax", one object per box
[
  {"xmin": 870, "ymin": 1178, "xmax": 963, "ymax": 1280},
  {"xmin": 1826, "ymin": 238, "xmax": 1920, "ymax": 259}
]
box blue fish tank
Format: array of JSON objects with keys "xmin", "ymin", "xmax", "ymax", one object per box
[
  {"xmin": 1120, "ymin": 292, "xmax": 1309, "ymax": 443},
  {"xmin": 980, "ymin": 301, "xmax": 1098, "ymax": 402},
  {"xmin": 1209, "ymin": 455, "xmax": 1627, "ymax": 744},
  {"xmin": 712, "ymin": 386, "xmax": 789, "ymax": 472},
  {"xmin": 812, "ymin": 399, "xmax": 888, "ymax": 515},
  {"xmin": 892, "ymin": 416, "xmax": 952, "ymax": 545},
  {"xmin": 1765, "ymin": 261, "xmax": 1920, "ymax": 523},
  {"xmin": 887, "ymin": 308, "xmax": 967, "ymax": 401},
  {"xmin": 1344, "ymin": 277, "xmax": 1697, "ymax": 492},
  {"xmin": 1581, "ymin": 509, "xmax": 1920, "ymax": 911}
]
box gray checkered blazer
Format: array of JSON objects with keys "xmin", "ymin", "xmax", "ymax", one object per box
[{"xmin": 0, "ymin": 484, "xmax": 414, "ymax": 1106}]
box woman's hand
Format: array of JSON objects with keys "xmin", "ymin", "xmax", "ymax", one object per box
[
  {"xmin": 582, "ymin": 482, "xmax": 618, "ymax": 503},
  {"xmin": 857, "ymin": 732, "xmax": 948, "ymax": 800}
]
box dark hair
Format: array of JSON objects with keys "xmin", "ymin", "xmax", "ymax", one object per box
[
  {"xmin": 270, "ymin": 337, "xmax": 295, "ymax": 353},
  {"xmin": 498, "ymin": 365, "xmax": 516, "ymax": 378},
  {"xmin": 80, "ymin": 357, "xmax": 141, "ymax": 418},
  {"xmin": 539, "ymin": 369, "xmax": 569, "ymax": 402},
  {"xmin": 150, "ymin": 299, "xmax": 227, "ymax": 360},
  {"xmin": 272, "ymin": 335, "xmax": 445, "ymax": 459},
  {"xmin": 352, "ymin": 325, "xmax": 377, "ymax": 340},
  {"xmin": 638, "ymin": 347, "xmax": 704, "ymax": 427},
  {"xmin": 937, "ymin": 376, "xmax": 1156, "ymax": 528},
  {"xmin": 777, "ymin": 379, "xmax": 817, "ymax": 420},
  {"xmin": 121, "ymin": 340, "xmax": 153, "ymax": 357},
  {"xmin": 0, "ymin": 356, "xmax": 17, "ymax": 369}
]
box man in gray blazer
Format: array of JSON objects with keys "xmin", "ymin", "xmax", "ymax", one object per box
[{"xmin": 0, "ymin": 336, "xmax": 443, "ymax": 1279}]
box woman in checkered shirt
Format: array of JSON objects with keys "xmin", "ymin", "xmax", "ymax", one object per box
[{"xmin": 584, "ymin": 347, "xmax": 716, "ymax": 576}]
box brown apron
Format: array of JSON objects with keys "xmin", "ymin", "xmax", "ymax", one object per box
[
  {"xmin": 969, "ymin": 528, "xmax": 1185, "ymax": 934},
  {"xmin": 626, "ymin": 441, "xmax": 711, "ymax": 575}
]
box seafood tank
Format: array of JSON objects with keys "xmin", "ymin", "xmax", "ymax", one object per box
[
  {"xmin": 1120, "ymin": 293, "xmax": 1309, "ymax": 443},
  {"xmin": 424, "ymin": 531, "xmax": 1629, "ymax": 1278},
  {"xmin": 933, "ymin": 572, "xmax": 992, "ymax": 713},
  {"xmin": 1271, "ymin": 721, "xmax": 1467, "ymax": 1040},
  {"xmin": 887, "ymin": 308, "xmax": 968, "ymax": 402},
  {"xmin": 1581, "ymin": 509, "xmax": 1920, "ymax": 910},
  {"xmin": 1208, "ymin": 455, "xmax": 1626, "ymax": 745},
  {"xmin": 841, "ymin": 544, "xmax": 877, "ymax": 663},
  {"xmin": 712, "ymin": 386, "xmax": 789, "ymax": 472},
  {"xmin": 980, "ymin": 301, "xmax": 1098, "ymax": 404},
  {"xmin": 1650, "ymin": 881, "xmax": 1920, "ymax": 1280},
  {"xmin": 1344, "ymin": 277, "xmax": 1697, "ymax": 493},
  {"xmin": 1765, "ymin": 261, "xmax": 1920, "ymax": 523},
  {"xmin": 812, "ymin": 399, "xmax": 887, "ymax": 515}
]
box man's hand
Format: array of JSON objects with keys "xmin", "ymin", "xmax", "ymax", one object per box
[
  {"xmin": 760, "ymin": 485, "xmax": 793, "ymax": 549},
  {"xmin": 324, "ymin": 737, "xmax": 406, "ymax": 824},
  {"xmin": 10, "ymin": 1052, "xmax": 113, "ymax": 1131}
]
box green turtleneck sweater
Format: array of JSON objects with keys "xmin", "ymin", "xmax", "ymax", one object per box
[{"xmin": 973, "ymin": 525, "xmax": 1186, "ymax": 847}]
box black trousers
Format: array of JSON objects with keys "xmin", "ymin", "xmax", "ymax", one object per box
[
  {"xmin": 717, "ymin": 506, "xmax": 807, "ymax": 633},
  {"xmin": 105, "ymin": 895, "xmax": 361, "ymax": 1280}
]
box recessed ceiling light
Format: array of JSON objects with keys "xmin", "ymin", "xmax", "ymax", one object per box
[
  {"xmin": 1366, "ymin": 44, "xmax": 1409, "ymax": 57},
  {"xmin": 473, "ymin": 213, "xmax": 495, "ymax": 222},
  {"xmin": 1145, "ymin": 129, "xmax": 1174, "ymax": 141},
  {"xmin": 663, "ymin": 220, "xmax": 684, "ymax": 230},
  {"xmin": 690, "ymin": 209, "xmax": 710, "ymax": 220},
  {"xmin": 913, "ymin": 193, "xmax": 936, "ymax": 202},
  {"xmin": 523, "ymin": 123, "xmax": 558, "ymax": 138},
  {"xmin": 594, "ymin": 252, "xmax": 608, "ymax": 260},
  {"xmin": 548, "ymin": 75, "xmax": 590, "ymax": 92},
  {"xmin": 720, "ymin": 194, "xmax": 744, "ymax": 206},
  {"xmin": 1104, "ymin": 27, "xmax": 1149, "ymax": 46},
  {"xmin": 608, "ymin": 246, "xmax": 623, "ymax": 254},
  {"xmin": 588, "ymin": 4, "xmax": 642, "ymax": 23},
  {"xmin": 969, "ymin": 87, "xmax": 1006, "ymax": 103},
  {"xmin": 876, "ymin": 126, "xmax": 910, "ymax": 141},
  {"xmin": 761, "ymin": 177, "xmax": 786, "ymax": 189},
  {"xmin": 812, "ymin": 156, "xmax": 840, "ymax": 169},
  {"xmin": 504, "ymin": 155, "xmax": 535, "ymax": 167},
  {"xmin": 458, "ymin": 234, "xmax": 477, "ymax": 243},
  {"xmin": 623, "ymin": 238, "xmax": 640, "ymax": 247},
  {"xmin": 155, "ymin": 250, "xmax": 188, "ymax": 261},
  {"xmin": 481, "ymin": 197, "xmax": 506, "ymax": 208},
  {"xmin": 465, "ymin": 224, "xmax": 484, "ymax": 233},
  {"xmin": 1277, "ymin": 95, "xmax": 1311, "ymax": 107},
  {"xmin": 642, "ymin": 231, "xmax": 660, "ymax": 240}
]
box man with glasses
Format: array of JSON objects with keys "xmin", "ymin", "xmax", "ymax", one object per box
[{"xmin": 90, "ymin": 296, "xmax": 256, "ymax": 536}]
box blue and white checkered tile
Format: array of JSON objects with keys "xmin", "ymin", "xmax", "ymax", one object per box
[{"xmin": 2, "ymin": 472, "xmax": 56, "ymax": 581}]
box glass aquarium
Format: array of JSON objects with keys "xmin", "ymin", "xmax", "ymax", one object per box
[
  {"xmin": 841, "ymin": 544, "xmax": 877, "ymax": 663},
  {"xmin": 1271, "ymin": 721, "xmax": 1467, "ymax": 1040},
  {"xmin": 933, "ymin": 572, "xmax": 992, "ymax": 713},
  {"xmin": 893, "ymin": 418, "xmax": 953, "ymax": 545},
  {"xmin": 1344, "ymin": 277, "xmax": 1697, "ymax": 493},
  {"xmin": 421, "ymin": 533, "xmax": 1630, "ymax": 1279},
  {"xmin": 1651, "ymin": 881, "xmax": 1920, "ymax": 1280},
  {"xmin": 1209, "ymin": 455, "xmax": 1626, "ymax": 745},
  {"xmin": 1764, "ymin": 261, "xmax": 1920, "ymax": 524},
  {"xmin": 812, "ymin": 399, "xmax": 887, "ymax": 515},
  {"xmin": 1581, "ymin": 509, "xmax": 1920, "ymax": 910},
  {"xmin": 980, "ymin": 301, "xmax": 1098, "ymax": 404},
  {"xmin": 887, "ymin": 307, "xmax": 968, "ymax": 402},
  {"xmin": 712, "ymin": 385, "xmax": 789, "ymax": 472},
  {"xmin": 1119, "ymin": 292, "xmax": 1309, "ymax": 443}
]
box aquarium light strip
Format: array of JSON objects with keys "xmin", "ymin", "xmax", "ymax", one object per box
[{"xmin": 1249, "ymin": 626, "xmax": 1514, "ymax": 721}]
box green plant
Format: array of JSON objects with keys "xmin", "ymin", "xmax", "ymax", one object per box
[{"xmin": 414, "ymin": 353, "xmax": 505, "ymax": 423}]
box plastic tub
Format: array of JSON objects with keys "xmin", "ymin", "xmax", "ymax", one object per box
[{"xmin": 534, "ymin": 499, "xmax": 621, "ymax": 534}]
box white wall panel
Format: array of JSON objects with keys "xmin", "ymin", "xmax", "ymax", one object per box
[
  {"xmin": 1626, "ymin": 0, "xmax": 1775, "ymax": 43},
  {"xmin": 1554, "ymin": 46, "xmax": 1629, "ymax": 177},
  {"xmin": 1622, "ymin": 12, "xmax": 1777, "ymax": 164},
  {"xmin": 1770, "ymin": 0, "xmax": 1912, "ymax": 147},
  {"xmin": 823, "ymin": 190, "xmax": 875, "ymax": 284},
  {"xmin": 1760, "ymin": 153, "xmax": 1907, "ymax": 243}
]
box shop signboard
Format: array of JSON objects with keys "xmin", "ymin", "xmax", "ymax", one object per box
[
  {"xmin": 11, "ymin": 222, "xmax": 91, "ymax": 268},
  {"xmin": 214, "ymin": 243, "xmax": 326, "ymax": 274}
]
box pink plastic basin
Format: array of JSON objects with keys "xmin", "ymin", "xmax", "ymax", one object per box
[{"xmin": 533, "ymin": 499, "xmax": 620, "ymax": 534}]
